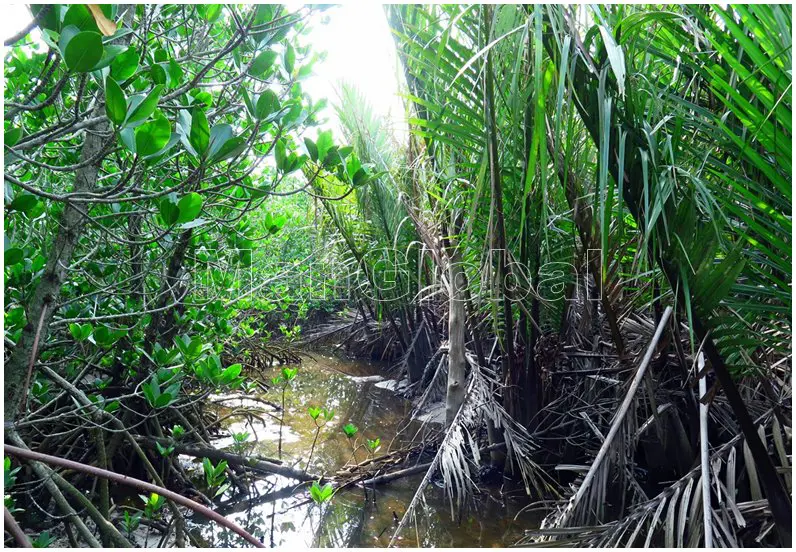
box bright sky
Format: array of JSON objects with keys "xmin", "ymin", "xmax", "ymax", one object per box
[
  {"xmin": 298, "ymin": 3, "xmax": 407, "ymax": 141},
  {"xmin": 3, "ymin": 4, "xmax": 406, "ymax": 142}
]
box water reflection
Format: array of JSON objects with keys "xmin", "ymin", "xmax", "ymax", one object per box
[{"xmin": 187, "ymin": 354, "xmax": 538, "ymax": 547}]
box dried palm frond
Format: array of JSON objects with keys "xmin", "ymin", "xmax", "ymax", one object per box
[
  {"xmin": 389, "ymin": 352, "xmax": 557, "ymax": 546},
  {"xmin": 522, "ymin": 411, "xmax": 789, "ymax": 547}
]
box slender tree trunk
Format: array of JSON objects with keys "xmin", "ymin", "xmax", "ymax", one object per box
[
  {"xmin": 483, "ymin": 5, "xmax": 517, "ymax": 418},
  {"xmin": 519, "ymin": 36, "xmax": 542, "ymax": 426},
  {"xmin": 445, "ymin": 241, "xmax": 467, "ymax": 426},
  {"xmin": 5, "ymin": 112, "xmax": 110, "ymax": 421}
]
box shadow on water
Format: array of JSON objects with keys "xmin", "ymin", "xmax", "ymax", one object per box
[{"xmin": 187, "ymin": 353, "xmax": 540, "ymax": 547}]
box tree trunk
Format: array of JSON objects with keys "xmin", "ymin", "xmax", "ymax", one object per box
[
  {"xmin": 445, "ymin": 242, "xmax": 467, "ymax": 426},
  {"xmin": 483, "ymin": 5, "xmax": 517, "ymax": 418},
  {"xmin": 5, "ymin": 111, "xmax": 110, "ymax": 421}
]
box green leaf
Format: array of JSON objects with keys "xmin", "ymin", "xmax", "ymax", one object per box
[
  {"xmin": 310, "ymin": 482, "xmax": 321, "ymax": 503},
  {"xmin": 219, "ymin": 137, "xmax": 248, "ymax": 162},
  {"xmin": 92, "ymin": 45, "xmax": 123, "ymax": 72},
  {"xmin": 111, "ymin": 46, "xmax": 139, "ymax": 81},
  {"xmin": 206, "ymin": 124, "xmax": 233, "ymax": 160},
  {"xmin": 63, "ymin": 31, "xmax": 104, "ymax": 73},
  {"xmin": 126, "ymin": 85, "xmax": 164, "ymax": 126},
  {"xmin": 266, "ymin": 213, "xmax": 287, "ymax": 234},
  {"xmin": 176, "ymin": 193, "xmax": 203, "ymax": 223},
  {"xmin": 342, "ymin": 423, "xmax": 358, "ymax": 438},
  {"xmin": 167, "ymin": 59, "xmax": 183, "ymax": 88},
  {"xmin": 201, "ymin": 4, "xmax": 223, "ymax": 22},
  {"xmin": 189, "ymin": 109, "xmax": 210, "ymax": 156},
  {"xmin": 159, "ymin": 196, "xmax": 179, "ymax": 225},
  {"xmin": 274, "ymin": 139, "xmax": 287, "ymax": 170},
  {"xmin": 191, "ymin": 90, "xmax": 213, "ymax": 108},
  {"xmin": 241, "ymin": 88, "xmax": 256, "ymax": 119},
  {"xmin": 220, "ymin": 363, "xmax": 242, "ymax": 384},
  {"xmin": 31, "ymin": 5, "xmax": 63, "ymax": 33},
  {"xmin": 32, "ymin": 530, "xmax": 55, "ymax": 548},
  {"xmin": 63, "ymin": 4, "xmax": 99, "ymax": 33},
  {"xmin": 134, "ymin": 111, "xmax": 171, "ymax": 157},
  {"xmin": 250, "ymin": 50, "xmax": 277, "ymax": 76},
  {"xmin": 284, "ymin": 43, "xmax": 295, "ymax": 74},
  {"xmin": 599, "ymin": 25, "xmax": 626, "ymax": 98},
  {"xmin": 104, "ymin": 76, "xmax": 127, "ymax": 125},
  {"xmin": 154, "ymin": 393, "xmax": 174, "ymax": 408},
  {"xmin": 94, "ymin": 326, "xmax": 126, "ymax": 348},
  {"xmin": 5, "ymin": 128, "xmax": 23, "ymax": 147},
  {"xmin": 4, "ymin": 247, "xmax": 23, "ymax": 266},
  {"xmin": 255, "ymin": 90, "xmax": 280, "ymax": 120},
  {"xmin": 10, "ymin": 193, "xmax": 40, "ymax": 214},
  {"xmin": 149, "ymin": 63, "xmax": 168, "ymax": 86},
  {"xmin": 69, "ymin": 323, "xmax": 93, "ymax": 342},
  {"xmin": 304, "ymin": 137, "xmax": 318, "ymax": 161},
  {"xmin": 155, "ymin": 442, "xmax": 174, "ymax": 457},
  {"xmin": 58, "ymin": 25, "xmax": 80, "ymax": 57},
  {"xmin": 316, "ymin": 130, "xmax": 333, "ymax": 163}
]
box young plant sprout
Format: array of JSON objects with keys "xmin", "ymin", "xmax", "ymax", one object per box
[
  {"xmin": 342, "ymin": 423, "xmax": 358, "ymax": 439},
  {"xmin": 366, "ymin": 437, "xmax": 381, "ymax": 454},
  {"xmin": 121, "ymin": 510, "xmax": 142, "ymax": 539},
  {"xmin": 169, "ymin": 425, "xmax": 185, "ymax": 440},
  {"xmin": 140, "ymin": 493, "xmax": 165, "ymax": 520},
  {"xmin": 274, "ymin": 367, "xmax": 298, "ymax": 459},
  {"xmin": 309, "ymin": 480, "xmax": 334, "ymax": 504},
  {"xmin": 305, "ymin": 406, "xmax": 335, "ymax": 471},
  {"xmin": 202, "ymin": 458, "xmax": 230, "ymax": 498},
  {"xmin": 231, "ymin": 431, "xmax": 251, "ymax": 454},
  {"xmin": 31, "ymin": 531, "xmax": 56, "ymax": 548},
  {"xmin": 155, "ymin": 441, "xmax": 175, "ymax": 457}
]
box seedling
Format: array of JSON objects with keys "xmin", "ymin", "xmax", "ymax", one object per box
[
  {"xmin": 202, "ymin": 458, "xmax": 230, "ymax": 498},
  {"xmin": 140, "ymin": 492, "xmax": 165, "ymax": 519},
  {"xmin": 4, "ymin": 457, "xmax": 21, "ymax": 512},
  {"xmin": 155, "ymin": 441, "xmax": 175, "ymax": 457},
  {"xmin": 231, "ymin": 431, "xmax": 250, "ymax": 454},
  {"xmin": 31, "ymin": 531, "xmax": 56, "ymax": 548},
  {"xmin": 366, "ymin": 437, "xmax": 381, "ymax": 454},
  {"xmin": 170, "ymin": 425, "xmax": 185, "ymax": 440},
  {"xmin": 309, "ymin": 481, "xmax": 334, "ymax": 504},
  {"xmin": 121, "ymin": 510, "xmax": 142, "ymax": 538},
  {"xmin": 305, "ymin": 405, "xmax": 335, "ymax": 471},
  {"xmin": 275, "ymin": 367, "xmax": 298, "ymax": 459},
  {"xmin": 342, "ymin": 423, "xmax": 358, "ymax": 438}
]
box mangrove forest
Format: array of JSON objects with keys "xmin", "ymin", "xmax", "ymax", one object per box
[{"xmin": 2, "ymin": 3, "xmax": 793, "ymax": 548}]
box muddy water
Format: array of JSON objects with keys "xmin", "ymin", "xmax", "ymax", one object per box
[{"xmin": 187, "ymin": 354, "xmax": 538, "ymax": 547}]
